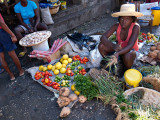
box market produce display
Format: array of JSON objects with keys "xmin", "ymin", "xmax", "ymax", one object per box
[
  {"xmin": 34, "ymin": 54, "xmax": 89, "ymax": 92},
  {"xmin": 19, "ymin": 31, "xmax": 51, "ymax": 46},
  {"xmin": 138, "ymin": 32, "xmax": 159, "ymax": 44}
]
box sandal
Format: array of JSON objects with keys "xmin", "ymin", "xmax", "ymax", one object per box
[
  {"xmin": 0, "ymin": 68, "xmax": 4, "ymax": 74},
  {"xmin": 18, "ymin": 52, "xmax": 27, "ymax": 57},
  {"xmin": 10, "ymin": 77, "xmax": 15, "ymax": 81}
]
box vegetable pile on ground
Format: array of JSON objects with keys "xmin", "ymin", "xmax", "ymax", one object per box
[
  {"xmin": 33, "ymin": 54, "xmax": 89, "ymax": 92},
  {"xmin": 73, "ymin": 74, "xmax": 99, "ymax": 101},
  {"xmin": 138, "ymin": 32, "xmax": 159, "ymax": 44}
]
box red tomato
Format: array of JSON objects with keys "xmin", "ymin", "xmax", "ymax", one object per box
[
  {"xmin": 45, "ymin": 75, "xmax": 49, "ymax": 78},
  {"xmin": 41, "ymin": 79, "xmax": 45, "ymax": 83},
  {"xmin": 48, "ymin": 73, "xmax": 52, "ymax": 76},
  {"xmin": 67, "ymin": 68, "xmax": 71, "ymax": 71},
  {"xmin": 51, "ymin": 82, "xmax": 57, "ymax": 86},
  {"xmin": 54, "ymin": 85, "xmax": 58, "ymax": 89},
  {"xmin": 80, "ymin": 61, "xmax": 84, "ymax": 64},
  {"xmin": 41, "ymin": 72, "xmax": 45, "ymax": 76},
  {"xmin": 75, "ymin": 55, "xmax": 80, "ymax": 58},
  {"xmin": 71, "ymin": 72, "xmax": 74, "ymax": 76},
  {"xmin": 82, "ymin": 71, "xmax": 86, "ymax": 75},
  {"xmin": 46, "ymin": 83, "xmax": 52, "ymax": 87},
  {"xmin": 81, "ymin": 68, "xmax": 86, "ymax": 72}
]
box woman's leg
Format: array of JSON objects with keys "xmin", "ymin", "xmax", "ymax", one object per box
[
  {"xmin": 36, "ymin": 23, "xmax": 51, "ymax": 48},
  {"xmin": 8, "ymin": 50, "xmax": 24, "ymax": 76},
  {"xmin": 0, "ymin": 52, "xmax": 15, "ymax": 79},
  {"xmin": 14, "ymin": 26, "xmax": 27, "ymax": 52},
  {"xmin": 98, "ymin": 41, "xmax": 116, "ymax": 57},
  {"xmin": 121, "ymin": 51, "xmax": 136, "ymax": 69}
]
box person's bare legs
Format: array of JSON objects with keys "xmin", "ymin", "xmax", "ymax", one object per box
[
  {"xmin": 14, "ymin": 26, "xmax": 27, "ymax": 52},
  {"xmin": 98, "ymin": 41, "xmax": 116, "ymax": 57},
  {"xmin": 8, "ymin": 50, "xmax": 24, "ymax": 76},
  {"xmin": 0, "ymin": 52, "xmax": 15, "ymax": 80},
  {"xmin": 122, "ymin": 51, "xmax": 136, "ymax": 69}
]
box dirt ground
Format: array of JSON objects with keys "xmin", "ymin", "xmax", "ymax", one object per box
[{"xmin": 0, "ymin": 12, "xmax": 160, "ymax": 120}]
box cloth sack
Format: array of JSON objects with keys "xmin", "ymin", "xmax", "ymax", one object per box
[{"xmin": 40, "ymin": 7, "xmax": 54, "ymax": 25}]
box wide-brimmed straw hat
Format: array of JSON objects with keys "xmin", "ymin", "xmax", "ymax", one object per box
[{"xmin": 112, "ymin": 4, "xmax": 144, "ymax": 17}]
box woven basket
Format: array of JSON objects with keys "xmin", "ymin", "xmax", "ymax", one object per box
[{"xmin": 49, "ymin": 1, "xmax": 61, "ymax": 15}]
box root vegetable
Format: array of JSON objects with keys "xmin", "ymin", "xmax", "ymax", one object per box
[
  {"xmin": 148, "ymin": 52, "xmax": 157, "ymax": 59},
  {"xmin": 68, "ymin": 94, "xmax": 78, "ymax": 102},
  {"xmin": 157, "ymin": 52, "xmax": 160, "ymax": 60},
  {"xmin": 59, "ymin": 87, "xmax": 70, "ymax": 97},
  {"xmin": 79, "ymin": 95, "xmax": 87, "ymax": 103},
  {"xmin": 57, "ymin": 96, "xmax": 71, "ymax": 107},
  {"xmin": 150, "ymin": 46, "xmax": 156, "ymax": 51},
  {"xmin": 153, "ymin": 50, "xmax": 159, "ymax": 54},
  {"xmin": 60, "ymin": 107, "xmax": 71, "ymax": 118},
  {"xmin": 157, "ymin": 42, "xmax": 160, "ymax": 46},
  {"xmin": 157, "ymin": 45, "xmax": 160, "ymax": 50}
]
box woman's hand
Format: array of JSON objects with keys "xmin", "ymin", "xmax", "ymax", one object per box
[
  {"xmin": 106, "ymin": 55, "xmax": 118, "ymax": 68},
  {"xmin": 114, "ymin": 43, "xmax": 122, "ymax": 52},
  {"xmin": 11, "ymin": 35, "xmax": 17, "ymax": 43}
]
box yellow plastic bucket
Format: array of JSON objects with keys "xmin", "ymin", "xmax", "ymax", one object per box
[
  {"xmin": 151, "ymin": 7, "xmax": 160, "ymax": 26},
  {"xmin": 61, "ymin": 1, "xmax": 67, "ymax": 10},
  {"xmin": 124, "ymin": 69, "xmax": 142, "ymax": 88}
]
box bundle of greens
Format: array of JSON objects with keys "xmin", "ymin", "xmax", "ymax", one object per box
[
  {"xmin": 95, "ymin": 75, "xmax": 123, "ymax": 104},
  {"xmin": 74, "ymin": 74, "xmax": 99, "ymax": 101}
]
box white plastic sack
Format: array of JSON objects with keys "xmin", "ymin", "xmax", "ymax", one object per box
[
  {"xmin": 89, "ymin": 44, "xmax": 103, "ymax": 68},
  {"xmin": 40, "ymin": 7, "xmax": 54, "ymax": 25}
]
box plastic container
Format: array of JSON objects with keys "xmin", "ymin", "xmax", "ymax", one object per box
[
  {"xmin": 32, "ymin": 40, "xmax": 49, "ymax": 51},
  {"xmin": 61, "ymin": 1, "xmax": 67, "ymax": 10},
  {"xmin": 151, "ymin": 6, "xmax": 160, "ymax": 26},
  {"xmin": 124, "ymin": 69, "xmax": 142, "ymax": 88},
  {"xmin": 49, "ymin": 1, "xmax": 61, "ymax": 14}
]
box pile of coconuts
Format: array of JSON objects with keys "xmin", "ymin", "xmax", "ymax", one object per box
[
  {"xmin": 57, "ymin": 87, "xmax": 87, "ymax": 118},
  {"xmin": 148, "ymin": 42, "xmax": 160, "ymax": 60}
]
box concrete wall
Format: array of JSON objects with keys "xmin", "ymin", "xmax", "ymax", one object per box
[{"xmin": 48, "ymin": 0, "xmax": 113, "ymax": 38}]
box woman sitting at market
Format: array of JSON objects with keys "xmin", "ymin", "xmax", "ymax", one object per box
[
  {"xmin": 98, "ymin": 4, "xmax": 143, "ymax": 69},
  {"xmin": 14, "ymin": 0, "xmax": 51, "ymax": 57}
]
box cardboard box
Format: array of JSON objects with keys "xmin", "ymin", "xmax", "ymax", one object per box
[{"xmin": 43, "ymin": 50, "xmax": 60, "ymax": 63}]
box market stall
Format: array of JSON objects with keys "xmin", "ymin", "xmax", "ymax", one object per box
[{"xmin": 23, "ymin": 30, "xmax": 160, "ymax": 119}]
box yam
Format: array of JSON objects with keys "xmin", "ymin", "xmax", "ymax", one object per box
[
  {"xmin": 57, "ymin": 96, "xmax": 71, "ymax": 108},
  {"xmin": 157, "ymin": 52, "xmax": 160, "ymax": 60},
  {"xmin": 68, "ymin": 94, "xmax": 78, "ymax": 102},
  {"xmin": 79, "ymin": 95, "xmax": 87, "ymax": 103},
  {"xmin": 148, "ymin": 52, "xmax": 157, "ymax": 59},
  {"xmin": 156, "ymin": 45, "xmax": 160, "ymax": 50},
  {"xmin": 150, "ymin": 46, "xmax": 156, "ymax": 51},
  {"xmin": 156, "ymin": 42, "xmax": 160, "ymax": 46},
  {"xmin": 153, "ymin": 50, "xmax": 159, "ymax": 54},
  {"xmin": 59, "ymin": 87, "xmax": 70, "ymax": 97},
  {"xmin": 60, "ymin": 107, "xmax": 71, "ymax": 118}
]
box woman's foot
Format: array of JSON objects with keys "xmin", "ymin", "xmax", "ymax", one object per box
[
  {"xmin": 19, "ymin": 69, "xmax": 24, "ymax": 76},
  {"xmin": 10, "ymin": 74, "xmax": 15, "ymax": 81}
]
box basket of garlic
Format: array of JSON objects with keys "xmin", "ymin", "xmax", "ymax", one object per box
[{"xmin": 19, "ymin": 31, "xmax": 51, "ymax": 51}]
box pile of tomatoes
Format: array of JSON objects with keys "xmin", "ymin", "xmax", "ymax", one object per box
[
  {"xmin": 34, "ymin": 71, "xmax": 60, "ymax": 90},
  {"xmin": 72, "ymin": 55, "xmax": 89, "ymax": 64},
  {"xmin": 66, "ymin": 67, "xmax": 74, "ymax": 76},
  {"xmin": 79, "ymin": 68, "xmax": 87, "ymax": 75}
]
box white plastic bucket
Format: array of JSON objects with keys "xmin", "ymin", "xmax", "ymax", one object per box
[{"xmin": 32, "ymin": 40, "xmax": 49, "ymax": 51}]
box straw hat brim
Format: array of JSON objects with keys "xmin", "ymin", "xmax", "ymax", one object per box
[{"xmin": 112, "ymin": 11, "xmax": 144, "ymax": 17}]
